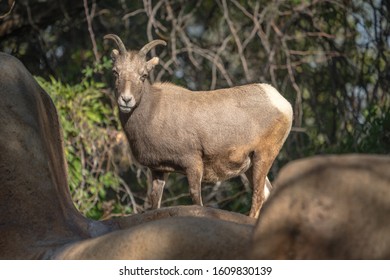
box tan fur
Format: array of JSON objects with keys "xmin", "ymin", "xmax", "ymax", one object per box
[{"xmin": 105, "ymin": 35, "xmax": 293, "ymax": 217}]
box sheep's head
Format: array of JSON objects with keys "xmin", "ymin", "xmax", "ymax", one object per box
[{"xmin": 104, "ymin": 34, "xmax": 166, "ymax": 114}]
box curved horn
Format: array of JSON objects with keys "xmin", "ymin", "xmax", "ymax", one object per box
[
  {"xmin": 139, "ymin": 40, "xmax": 167, "ymax": 57},
  {"xmin": 104, "ymin": 34, "xmax": 127, "ymax": 54}
]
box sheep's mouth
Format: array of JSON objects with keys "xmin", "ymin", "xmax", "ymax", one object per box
[{"xmin": 119, "ymin": 105, "xmax": 132, "ymax": 113}]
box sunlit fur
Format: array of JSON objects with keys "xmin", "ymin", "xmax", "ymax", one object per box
[{"xmin": 106, "ymin": 34, "xmax": 293, "ymax": 217}]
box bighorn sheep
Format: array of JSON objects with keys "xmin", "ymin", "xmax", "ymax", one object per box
[{"xmin": 104, "ymin": 34, "xmax": 293, "ymax": 217}]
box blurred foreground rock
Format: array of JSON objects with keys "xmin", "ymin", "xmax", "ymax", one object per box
[{"xmin": 251, "ymin": 154, "xmax": 390, "ymax": 259}]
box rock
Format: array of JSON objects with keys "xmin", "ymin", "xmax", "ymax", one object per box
[{"xmin": 251, "ymin": 154, "xmax": 390, "ymax": 259}]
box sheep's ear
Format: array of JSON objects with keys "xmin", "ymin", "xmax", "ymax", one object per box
[
  {"xmin": 111, "ymin": 49, "xmax": 120, "ymax": 61},
  {"xmin": 146, "ymin": 57, "xmax": 160, "ymax": 72}
]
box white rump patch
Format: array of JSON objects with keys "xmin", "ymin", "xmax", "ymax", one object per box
[{"xmin": 259, "ymin": 83, "xmax": 293, "ymax": 118}]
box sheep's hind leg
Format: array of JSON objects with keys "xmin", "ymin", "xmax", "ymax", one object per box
[
  {"xmin": 248, "ymin": 152, "xmax": 274, "ymax": 218},
  {"xmin": 186, "ymin": 162, "xmax": 204, "ymax": 206},
  {"xmin": 245, "ymin": 169, "xmax": 272, "ymax": 202},
  {"xmin": 150, "ymin": 171, "xmax": 167, "ymax": 209}
]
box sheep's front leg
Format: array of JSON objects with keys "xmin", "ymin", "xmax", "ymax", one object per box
[
  {"xmin": 186, "ymin": 163, "xmax": 204, "ymax": 206},
  {"xmin": 150, "ymin": 171, "xmax": 167, "ymax": 209}
]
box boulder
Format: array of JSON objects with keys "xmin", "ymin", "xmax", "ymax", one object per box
[{"xmin": 251, "ymin": 154, "xmax": 390, "ymax": 259}]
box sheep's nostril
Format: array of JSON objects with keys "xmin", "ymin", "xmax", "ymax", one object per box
[{"xmin": 121, "ymin": 96, "xmax": 132, "ymax": 105}]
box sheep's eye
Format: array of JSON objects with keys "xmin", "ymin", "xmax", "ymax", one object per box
[{"xmin": 140, "ymin": 73, "xmax": 148, "ymax": 81}]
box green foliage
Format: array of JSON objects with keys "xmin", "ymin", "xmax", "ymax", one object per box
[
  {"xmin": 337, "ymin": 105, "xmax": 390, "ymax": 154},
  {"xmin": 35, "ymin": 58, "xmax": 135, "ymax": 220}
]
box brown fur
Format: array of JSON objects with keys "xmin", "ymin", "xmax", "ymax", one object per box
[{"xmin": 105, "ymin": 34, "xmax": 293, "ymax": 217}]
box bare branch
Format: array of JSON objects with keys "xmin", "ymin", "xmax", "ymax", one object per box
[
  {"xmin": 119, "ymin": 178, "xmax": 140, "ymax": 214},
  {"xmin": 0, "ymin": 0, "xmax": 16, "ymax": 19},
  {"xmin": 83, "ymin": 0, "xmax": 100, "ymax": 63},
  {"xmin": 211, "ymin": 36, "xmax": 231, "ymax": 89},
  {"xmin": 122, "ymin": 8, "xmax": 145, "ymax": 20},
  {"xmin": 221, "ymin": 0, "xmax": 250, "ymax": 81}
]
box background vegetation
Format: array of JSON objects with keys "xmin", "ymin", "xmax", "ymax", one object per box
[{"xmin": 1, "ymin": 0, "xmax": 388, "ymax": 219}]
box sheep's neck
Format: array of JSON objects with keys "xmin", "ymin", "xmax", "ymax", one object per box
[{"xmin": 119, "ymin": 81, "xmax": 155, "ymax": 152}]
